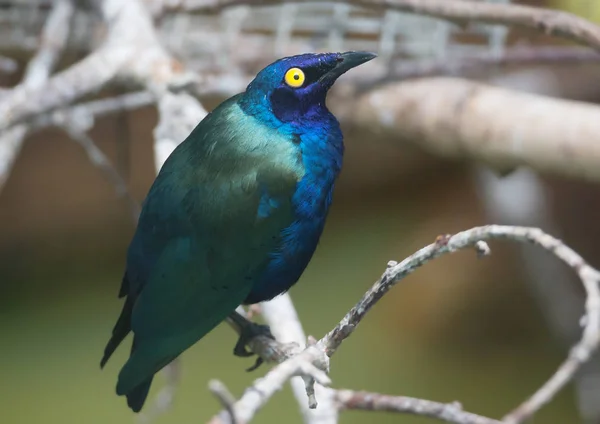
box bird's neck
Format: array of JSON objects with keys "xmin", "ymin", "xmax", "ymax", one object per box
[
  {"xmin": 237, "ymin": 91, "xmax": 344, "ymax": 207},
  {"xmin": 291, "ymin": 113, "xmax": 344, "ymax": 222}
]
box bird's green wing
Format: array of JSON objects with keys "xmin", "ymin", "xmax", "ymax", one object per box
[{"xmin": 116, "ymin": 234, "xmax": 252, "ymax": 395}]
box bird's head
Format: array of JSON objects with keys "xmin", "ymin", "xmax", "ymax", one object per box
[{"xmin": 240, "ymin": 51, "xmax": 376, "ymax": 124}]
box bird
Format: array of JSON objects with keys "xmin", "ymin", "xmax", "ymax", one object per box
[{"xmin": 100, "ymin": 51, "xmax": 376, "ymax": 412}]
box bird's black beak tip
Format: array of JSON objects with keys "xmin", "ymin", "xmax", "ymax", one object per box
[
  {"xmin": 321, "ymin": 51, "xmax": 377, "ymax": 84},
  {"xmin": 339, "ymin": 51, "xmax": 377, "ymax": 67}
]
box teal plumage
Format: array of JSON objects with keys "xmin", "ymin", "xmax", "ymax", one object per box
[{"xmin": 101, "ymin": 51, "xmax": 376, "ymax": 412}]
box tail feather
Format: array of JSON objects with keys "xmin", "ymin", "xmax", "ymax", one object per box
[
  {"xmin": 101, "ymin": 295, "xmax": 134, "ymax": 368},
  {"xmin": 120, "ymin": 336, "xmax": 156, "ymax": 413},
  {"xmin": 126, "ymin": 378, "xmax": 153, "ymax": 413},
  {"xmin": 117, "ymin": 337, "xmax": 178, "ymax": 412}
]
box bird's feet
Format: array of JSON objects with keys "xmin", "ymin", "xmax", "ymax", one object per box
[{"xmin": 228, "ymin": 310, "xmax": 276, "ymax": 372}]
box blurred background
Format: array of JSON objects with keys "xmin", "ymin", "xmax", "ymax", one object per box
[{"xmin": 2, "ymin": 0, "xmax": 600, "ymax": 423}]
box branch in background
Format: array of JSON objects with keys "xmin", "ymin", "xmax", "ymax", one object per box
[
  {"xmin": 363, "ymin": 46, "xmax": 600, "ymax": 89},
  {"xmin": 209, "ymin": 379, "xmax": 238, "ymax": 422},
  {"xmin": 0, "ymin": 31, "xmax": 127, "ymax": 132},
  {"xmin": 348, "ymin": 77, "xmax": 600, "ymax": 184},
  {"xmin": 0, "ymin": 55, "xmax": 17, "ymax": 74},
  {"xmin": 4, "ymin": 0, "xmax": 600, "ymax": 135},
  {"xmin": 0, "ymin": 0, "xmax": 162, "ymax": 132},
  {"xmin": 139, "ymin": 357, "xmax": 181, "ymax": 424},
  {"xmin": 62, "ymin": 128, "xmax": 141, "ymax": 223},
  {"xmin": 211, "ymin": 225, "xmax": 600, "ymax": 423},
  {"xmin": 43, "ymin": 92, "xmax": 155, "ymax": 125},
  {"xmin": 0, "ymin": 0, "xmax": 196, "ymax": 133},
  {"xmin": 98, "ymin": 0, "xmax": 209, "ymax": 171},
  {"xmin": 7, "ymin": 93, "xmax": 154, "ymax": 216},
  {"xmin": 208, "ymin": 346, "xmax": 332, "ymax": 424},
  {"xmin": 22, "ymin": 1, "xmax": 75, "ymax": 89},
  {"xmin": 163, "ymin": 0, "xmax": 600, "ymax": 51},
  {"xmin": 334, "ymin": 389, "xmax": 501, "ymax": 424},
  {"xmin": 0, "ymin": 0, "xmax": 74, "ymax": 193}
]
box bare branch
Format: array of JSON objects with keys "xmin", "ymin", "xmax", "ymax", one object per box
[
  {"xmin": 0, "ymin": 8, "xmax": 130, "ymax": 131},
  {"xmin": 209, "ymin": 380, "xmax": 239, "ymax": 424},
  {"xmin": 334, "ymin": 389, "xmax": 501, "ymax": 424},
  {"xmin": 0, "ymin": 0, "xmax": 74, "ymax": 193},
  {"xmin": 62, "ymin": 128, "xmax": 141, "ymax": 223},
  {"xmin": 347, "ymin": 77, "xmax": 600, "ymax": 183},
  {"xmin": 0, "ymin": 51, "xmax": 116, "ymax": 127},
  {"xmin": 161, "ymin": 0, "xmax": 600, "ymax": 51},
  {"xmin": 8, "ymin": 92, "xmax": 154, "ymax": 141},
  {"xmin": 226, "ymin": 302, "xmax": 338, "ymax": 423},
  {"xmin": 260, "ymin": 296, "xmax": 338, "ymax": 422},
  {"xmin": 62, "ymin": 92, "xmax": 155, "ymax": 120},
  {"xmin": 316, "ymin": 225, "xmax": 600, "ymax": 423},
  {"xmin": 22, "ymin": 0, "xmax": 75, "ymax": 89},
  {"xmin": 208, "ymin": 347, "xmax": 332, "ymax": 424}
]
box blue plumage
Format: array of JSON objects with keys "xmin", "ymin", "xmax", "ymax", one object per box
[{"xmin": 101, "ymin": 51, "xmax": 376, "ymax": 412}]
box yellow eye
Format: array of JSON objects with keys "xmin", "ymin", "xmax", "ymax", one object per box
[{"xmin": 284, "ymin": 68, "xmax": 305, "ymax": 88}]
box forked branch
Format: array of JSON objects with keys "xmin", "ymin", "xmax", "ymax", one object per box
[{"xmin": 210, "ymin": 225, "xmax": 600, "ymax": 424}]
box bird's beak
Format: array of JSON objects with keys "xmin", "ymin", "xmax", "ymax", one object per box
[{"xmin": 320, "ymin": 51, "xmax": 377, "ymax": 85}]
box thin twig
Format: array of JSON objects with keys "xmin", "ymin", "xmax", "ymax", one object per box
[
  {"xmin": 209, "ymin": 380, "xmax": 239, "ymax": 424},
  {"xmin": 66, "ymin": 92, "xmax": 156, "ymax": 119},
  {"xmin": 334, "ymin": 389, "xmax": 501, "ymax": 424},
  {"xmin": 208, "ymin": 347, "xmax": 332, "ymax": 424},
  {"xmin": 63, "ymin": 127, "xmax": 141, "ymax": 222}
]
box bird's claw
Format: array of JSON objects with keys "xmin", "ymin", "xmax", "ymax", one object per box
[
  {"xmin": 231, "ymin": 316, "xmax": 275, "ymax": 372},
  {"xmin": 246, "ymin": 357, "xmax": 264, "ymax": 372}
]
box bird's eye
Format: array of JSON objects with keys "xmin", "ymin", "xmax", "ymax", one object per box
[{"xmin": 284, "ymin": 68, "xmax": 305, "ymax": 88}]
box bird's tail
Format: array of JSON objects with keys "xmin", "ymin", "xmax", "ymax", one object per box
[
  {"xmin": 100, "ymin": 294, "xmax": 133, "ymax": 368},
  {"xmin": 125, "ymin": 377, "xmax": 153, "ymax": 413},
  {"xmin": 117, "ymin": 336, "xmax": 178, "ymax": 412},
  {"xmin": 122, "ymin": 336, "xmax": 156, "ymax": 412}
]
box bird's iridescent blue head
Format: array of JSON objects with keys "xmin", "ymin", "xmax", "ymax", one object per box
[{"xmin": 240, "ymin": 51, "xmax": 376, "ymax": 125}]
